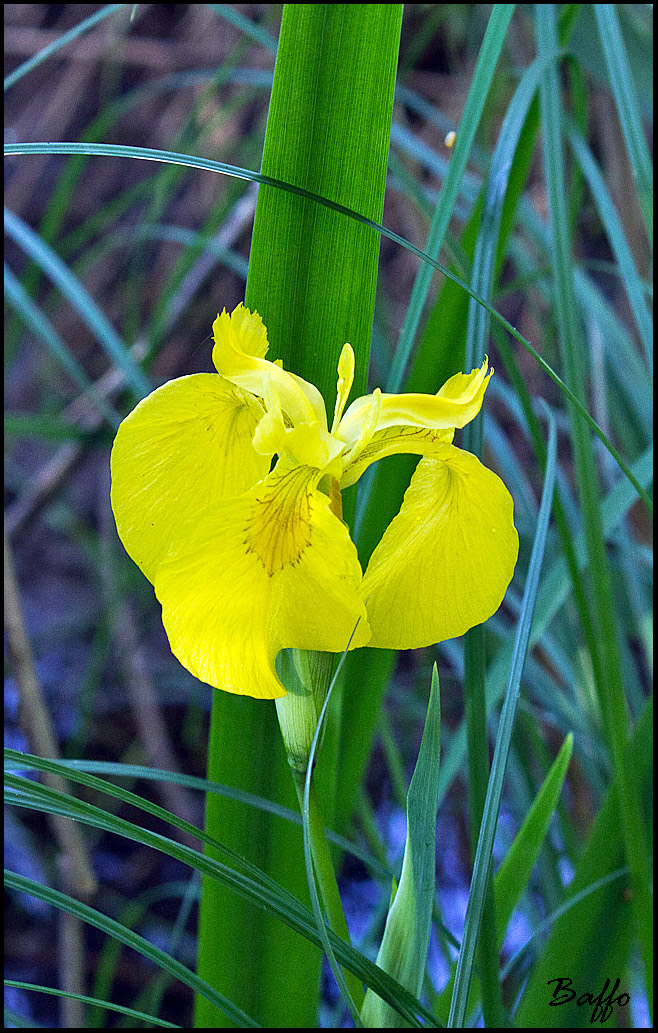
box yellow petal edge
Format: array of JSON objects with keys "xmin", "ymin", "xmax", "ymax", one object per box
[{"xmin": 362, "ymin": 446, "xmax": 519, "ymax": 649}]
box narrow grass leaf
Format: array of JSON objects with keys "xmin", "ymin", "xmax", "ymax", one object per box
[
  {"xmin": 4, "ymin": 4, "xmax": 126, "ymax": 92},
  {"xmin": 3, "ymin": 763, "xmax": 319, "ymax": 919},
  {"xmin": 4, "ymin": 413, "xmax": 95, "ymax": 443},
  {"xmin": 4, "ymin": 264, "xmax": 120, "ymax": 429},
  {"xmin": 123, "ymin": 875, "xmax": 200, "ymax": 1026},
  {"xmin": 500, "ymin": 867, "xmax": 629, "ymax": 990},
  {"xmin": 207, "ymin": 4, "xmax": 278, "ymax": 53},
  {"xmin": 387, "ymin": 3, "xmax": 516, "ymax": 393},
  {"xmin": 4, "ymin": 789, "xmax": 437, "ymax": 1030},
  {"xmin": 462, "ymin": 46, "xmax": 563, "ymax": 379},
  {"xmin": 459, "ymin": 44, "xmax": 558, "ymax": 1028},
  {"xmin": 448, "ymin": 406, "xmax": 557, "ymax": 1027},
  {"xmin": 86, "ymin": 880, "xmax": 195, "ymax": 1028},
  {"xmin": 536, "ymin": 7, "xmax": 653, "ymax": 1007},
  {"xmin": 301, "ymin": 630, "xmax": 367, "ymax": 1027},
  {"xmin": 437, "ymin": 444, "xmax": 653, "ymax": 810},
  {"xmin": 3, "ymin": 749, "xmax": 392, "ymax": 882},
  {"xmin": 593, "ymin": 4, "xmax": 653, "ymax": 245},
  {"xmin": 515, "ymin": 695, "xmax": 653, "ymax": 1026},
  {"xmin": 3, "ymin": 981, "xmax": 179, "ymax": 1028},
  {"xmin": 4, "ymin": 869, "xmax": 260, "ymax": 1028},
  {"xmin": 433, "ymin": 731, "xmax": 574, "ymax": 1025},
  {"xmin": 5, "ymin": 778, "xmax": 315, "ymax": 936},
  {"xmin": 4, "ymin": 209, "xmax": 151, "ymax": 400},
  {"xmin": 494, "ymin": 732, "xmax": 573, "ymax": 935},
  {"xmin": 567, "ymin": 125, "xmax": 652, "ymax": 366}
]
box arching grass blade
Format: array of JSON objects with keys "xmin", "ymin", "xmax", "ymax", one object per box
[{"xmin": 448, "ymin": 407, "xmax": 557, "ymax": 1027}]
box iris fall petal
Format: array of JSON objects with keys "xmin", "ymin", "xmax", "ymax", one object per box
[
  {"xmin": 154, "ymin": 460, "xmax": 370, "ymax": 698},
  {"xmin": 361, "ymin": 445, "xmax": 519, "ymax": 649},
  {"xmin": 110, "ymin": 373, "xmax": 268, "ymax": 582}
]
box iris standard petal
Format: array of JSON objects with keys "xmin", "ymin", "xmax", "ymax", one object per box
[
  {"xmin": 154, "ymin": 461, "xmax": 371, "ymax": 698},
  {"xmin": 212, "ymin": 304, "xmax": 327, "ymax": 426},
  {"xmin": 340, "ymin": 424, "xmax": 454, "ymax": 489},
  {"xmin": 361, "ymin": 445, "xmax": 519, "ymax": 649},
  {"xmin": 110, "ymin": 373, "xmax": 268, "ymax": 583},
  {"xmin": 337, "ymin": 358, "xmax": 491, "ymax": 445}
]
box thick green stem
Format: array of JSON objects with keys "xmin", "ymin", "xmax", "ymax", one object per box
[{"xmin": 196, "ymin": 6, "xmax": 401, "ymax": 1026}]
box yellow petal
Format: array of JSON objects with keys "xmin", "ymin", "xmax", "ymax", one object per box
[
  {"xmin": 436, "ymin": 357, "xmax": 490, "ymax": 404},
  {"xmin": 154, "ymin": 461, "xmax": 371, "ymax": 699},
  {"xmin": 337, "ymin": 358, "xmax": 491, "ymax": 444},
  {"xmin": 110, "ymin": 373, "xmax": 268, "ymax": 583},
  {"xmin": 252, "ymin": 369, "xmax": 343, "ymax": 470},
  {"xmin": 212, "ymin": 304, "xmax": 327, "ymax": 426},
  {"xmin": 341, "ymin": 423, "xmax": 454, "ymax": 489},
  {"xmin": 212, "ymin": 300, "xmax": 270, "ymax": 360},
  {"xmin": 331, "ymin": 343, "xmax": 356, "ymax": 433},
  {"xmin": 361, "ymin": 446, "xmax": 518, "ymax": 648}
]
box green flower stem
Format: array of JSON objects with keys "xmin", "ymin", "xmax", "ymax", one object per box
[
  {"xmin": 463, "ymin": 625, "xmax": 505, "ymax": 1028},
  {"xmin": 276, "ymin": 664, "xmax": 365, "ymax": 1015},
  {"xmin": 196, "ymin": 7, "xmax": 402, "ymax": 1025},
  {"xmin": 290, "ymin": 767, "xmax": 365, "ymax": 1013}
]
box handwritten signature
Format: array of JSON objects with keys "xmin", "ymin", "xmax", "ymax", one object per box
[{"xmin": 547, "ymin": 977, "xmax": 630, "ymax": 1025}]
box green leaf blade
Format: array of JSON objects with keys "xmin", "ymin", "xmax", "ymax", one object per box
[
  {"xmin": 361, "ymin": 665, "xmax": 441, "ymax": 1027},
  {"xmin": 195, "ymin": 7, "xmax": 403, "ymax": 1027},
  {"xmin": 448, "ymin": 406, "xmax": 558, "ymax": 1027},
  {"xmin": 593, "ymin": 4, "xmax": 653, "ymax": 246}
]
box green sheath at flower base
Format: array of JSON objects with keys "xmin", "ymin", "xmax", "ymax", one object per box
[
  {"xmin": 110, "ymin": 303, "xmax": 519, "ymax": 699},
  {"xmin": 274, "ymin": 650, "xmax": 328, "ymax": 774}
]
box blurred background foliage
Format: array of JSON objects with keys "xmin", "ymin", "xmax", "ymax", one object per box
[{"xmin": 4, "ymin": 3, "xmax": 652, "ymax": 1028}]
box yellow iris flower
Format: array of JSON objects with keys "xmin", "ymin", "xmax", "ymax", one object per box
[{"xmin": 110, "ymin": 304, "xmax": 518, "ymax": 699}]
